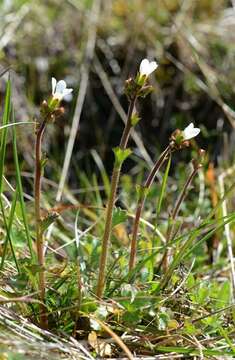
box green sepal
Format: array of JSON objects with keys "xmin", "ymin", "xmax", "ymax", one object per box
[
  {"xmin": 174, "ymin": 132, "xmax": 184, "ymax": 147},
  {"xmin": 135, "ymin": 72, "xmax": 146, "ymax": 87},
  {"xmin": 48, "ymin": 96, "xmax": 60, "ymax": 112},
  {"xmin": 113, "ymin": 147, "xmax": 132, "ymax": 167},
  {"xmin": 40, "ymin": 211, "xmax": 59, "ymax": 233}
]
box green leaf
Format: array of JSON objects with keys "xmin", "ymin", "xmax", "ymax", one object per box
[
  {"xmin": 25, "ymin": 263, "xmax": 44, "ymax": 276},
  {"xmin": 113, "ymin": 147, "xmax": 132, "ymax": 167},
  {"xmin": 112, "ymin": 207, "xmax": 128, "ymax": 228},
  {"xmin": 136, "ymin": 184, "xmax": 149, "ymax": 200},
  {"xmin": 158, "ymin": 311, "xmax": 169, "ymax": 330},
  {"xmin": 122, "ymin": 310, "xmax": 141, "ymax": 325},
  {"xmin": 9, "ymin": 272, "xmax": 29, "ymax": 292},
  {"xmin": 184, "ymin": 320, "xmax": 198, "ymax": 335},
  {"xmin": 95, "ymin": 304, "xmax": 108, "ymax": 319},
  {"xmin": 217, "ymin": 281, "xmax": 230, "ymax": 308},
  {"xmin": 121, "ymin": 283, "xmax": 138, "ymax": 303},
  {"xmin": 131, "ymin": 113, "xmax": 140, "ymax": 126},
  {"xmin": 197, "ymin": 284, "xmax": 209, "ymax": 304},
  {"xmin": 40, "ymin": 211, "xmax": 59, "ymax": 232},
  {"xmin": 186, "ymin": 273, "xmax": 195, "ymax": 288},
  {"xmin": 40, "ymin": 156, "xmax": 48, "ymax": 170}
]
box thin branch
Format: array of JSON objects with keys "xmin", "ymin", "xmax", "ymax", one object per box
[{"xmin": 89, "ymin": 316, "xmax": 134, "ymax": 360}]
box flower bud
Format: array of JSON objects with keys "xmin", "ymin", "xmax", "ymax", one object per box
[
  {"xmin": 40, "ymin": 100, "xmax": 50, "ymax": 118},
  {"xmin": 54, "ymin": 107, "xmax": 65, "ymax": 118},
  {"xmin": 124, "ymin": 77, "xmax": 138, "ymax": 100},
  {"xmin": 42, "ymin": 100, "xmax": 48, "ymax": 108},
  {"xmin": 198, "ymin": 148, "xmax": 206, "ymax": 158},
  {"xmin": 196, "ymin": 148, "xmax": 206, "ymax": 169},
  {"xmin": 170, "ymin": 123, "xmax": 200, "ymax": 150}
]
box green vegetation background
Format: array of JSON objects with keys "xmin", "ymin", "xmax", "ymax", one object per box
[{"xmin": 1, "ymin": 0, "xmax": 235, "ymax": 359}]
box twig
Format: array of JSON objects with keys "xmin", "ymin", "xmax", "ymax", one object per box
[{"xmin": 89, "ymin": 316, "xmax": 134, "ymax": 360}]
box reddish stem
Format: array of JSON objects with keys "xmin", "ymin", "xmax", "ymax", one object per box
[
  {"xmin": 34, "ymin": 120, "xmax": 48, "ymax": 329},
  {"xmin": 96, "ymin": 97, "xmax": 136, "ymax": 298},
  {"xmin": 129, "ymin": 145, "xmax": 172, "ymax": 272}
]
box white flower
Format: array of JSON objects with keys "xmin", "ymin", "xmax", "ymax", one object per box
[
  {"xmin": 182, "ymin": 123, "xmax": 200, "ymax": 140},
  {"xmin": 139, "ymin": 58, "xmax": 158, "ymax": 77},
  {"xmin": 51, "ymin": 77, "xmax": 73, "ymax": 101}
]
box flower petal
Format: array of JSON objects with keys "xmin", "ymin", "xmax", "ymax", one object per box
[
  {"xmin": 184, "ymin": 123, "xmax": 194, "ymax": 132},
  {"xmin": 190, "ymin": 128, "xmax": 200, "ymax": 138},
  {"xmin": 183, "ymin": 123, "xmax": 200, "ymax": 140},
  {"xmin": 139, "ymin": 59, "xmax": 150, "ymax": 76},
  {"xmin": 148, "ymin": 61, "xmax": 158, "ymax": 74},
  {"xmin": 63, "ymin": 88, "xmax": 73, "ymax": 96},
  {"xmin": 56, "ymin": 80, "xmax": 67, "ymax": 94},
  {"xmin": 52, "ymin": 77, "xmax": 57, "ymax": 95},
  {"xmin": 139, "ymin": 58, "xmax": 158, "ymax": 77}
]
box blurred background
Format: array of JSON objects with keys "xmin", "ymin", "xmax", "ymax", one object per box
[{"xmin": 1, "ymin": 0, "xmax": 235, "ymax": 189}]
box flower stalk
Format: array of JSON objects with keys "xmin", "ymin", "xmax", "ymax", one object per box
[
  {"xmin": 34, "ymin": 77, "xmax": 73, "ymax": 328},
  {"xmin": 34, "ymin": 119, "xmax": 47, "ymax": 329},
  {"xmin": 128, "ymin": 144, "xmax": 173, "ymax": 273},
  {"xmin": 162, "ymin": 151, "xmax": 205, "ymax": 273},
  {"xmin": 96, "ymin": 96, "xmax": 137, "ymax": 299},
  {"xmin": 96, "ymin": 58, "xmax": 158, "ymax": 298},
  {"xmin": 128, "ymin": 123, "xmax": 201, "ymax": 274}
]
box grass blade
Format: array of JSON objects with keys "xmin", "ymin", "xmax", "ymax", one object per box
[
  {"xmin": 0, "ymin": 193, "xmax": 20, "ymax": 272},
  {"xmin": 12, "ymin": 116, "xmax": 35, "ymax": 259},
  {"xmin": 0, "ymin": 121, "xmax": 35, "ymax": 130},
  {"xmin": 0, "ymin": 78, "xmax": 19, "ymax": 270},
  {"xmin": 159, "ymin": 212, "xmax": 235, "ymax": 290},
  {"xmin": 0, "ymin": 78, "xmax": 11, "ymax": 194},
  {"xmin": 156, "ymin": 345, "xmax": 235, "ymax": 357}
]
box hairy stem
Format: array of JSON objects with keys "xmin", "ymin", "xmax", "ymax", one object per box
[
  {"xmin": 129, "ymin": 145, "xmax": 172, "ymax": 273},
  {"xmin": 96, "ymin": 97, "xmax": 136, "ymax": 298},
  {"xmin": 34, "ymin": 119, "xmax": 48, "ymax": 329}
]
